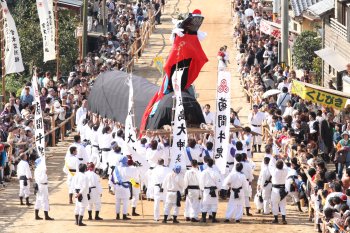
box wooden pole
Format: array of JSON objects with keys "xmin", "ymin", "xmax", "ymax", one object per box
[
  {"xmin": 0, "ymin": 6, "xmax": 6, "ymax": 106},
  {"xmin": 55, "ymin": 0, "xmax": 59, "ymax": 78}
]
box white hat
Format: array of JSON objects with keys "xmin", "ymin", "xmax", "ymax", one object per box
[
  {"xmin": 25, "ymin": 126, "xmax": 32, "ymax": 131},
  {"xmin": 108, "ymin": 41, "xmax": 113, "ymax": 46}
]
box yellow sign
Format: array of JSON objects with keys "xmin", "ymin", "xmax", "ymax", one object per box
[
  {"xmin": 153, "ymin": 56, "xmax": 164, "ymax": 75},
  {"xmin": 291, "ymin": 80, "xmax": 347, "ymax": 110}
]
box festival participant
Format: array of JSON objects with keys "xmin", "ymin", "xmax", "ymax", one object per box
[
  {"xmin": 286, "ymin": 163, "xmax": 302, "ymax": 212},
  {"xmin": 63, "ymin": 146, "xmax": 79, "ymax": 204},
  {"xmin": 67, "ymin": 135, "xmax": 88, "ymax": 165},
  {"xmin": 201, "ymin": 141, "xmax": 214, "ymax": 162},
  {"xmin": 34, "ymin": 157, "xmax": 54, "ymax": 220},
  {"xmin": 203, "ymin": 104, "xmax": 215, "ymax": 125},
  {"xmin": 86, "ymin": 162, "xmax": 103, "ymax": 221},
  {"xmin": 257, "ymin": 157, "xmax": 272, "ymax": 215},
  {"xmin": 268, "ymin": 158, "xmax": 289, "ymax": 224},
  {"xmin": 88, "ymin": 124, "xmax": 101, "ymax": 171},
  {"xmin": 162, "ymin": 164, "xmax": 184, "ymax": 224},
  {"xmin": 248, "ymin": 104, "xmax": 265, "ymax": 152},
  {"xmin": 184, "ymin": 160, "xmax": 201, "ymax": 222},
  {"xmin": 151, "ymin": 159, "xmax": 171, "ymax": 221},
  {"xmin": 108, "ymin": 142, "xmax": 123, "ymax": 194},
  {"xmin": 71, "ymin": 163, "xmax": 89, "ymax": 226},
  {"xmin": 185, "ymin": 139, "xmax": 203, "ymax": 169},
  {"xmin": 236, "ymin": 153, "xmax": 253, "ymax": 216},
  {"xmin": 128, "ymin": 157, "xmax": 141, "ymax": 216},
  {"xmin": 242, "ymin": 127, "xmax": 253, "ymax": 158},
  {"xmin": 110, "ymin": 156, "xmax": 133, "ymax": 220},
  {"xmin": 223, "ymin": 162, "xmax": 249, "ymax": 223},
  {"xmin": 99, "ymin": 125, "xmax": 113, "ymax": 178},
  {"xmin": 146, "ymin": 140, "xmax": 165, "ymax": 199},
  {"xmin": 199, "ymin": 158, "xmax": 221, "ymax": 223},
  {"xmin": 17, "ymin": 153, "xmax": 33, "ymax": 206}
]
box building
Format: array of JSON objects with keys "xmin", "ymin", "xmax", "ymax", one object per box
[{"xmin": 310, "ymin": 0, "xmax": 349, "ymax": 91}]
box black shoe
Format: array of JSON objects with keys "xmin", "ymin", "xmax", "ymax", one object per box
[
  {"xmin": 95, "ymin": 211, "xmax": 103, "ymax": 220},
  {"xmin": 123, "ymin": 214, "xmax": 131, "ymax": 220},
  {"xmin": 282, "ymin": 220, "xmax": 287, "ymax": 224},
  {"xmin": 132, "ymin": 207, "xmax": 140, "ymax": 216},
  {"xmin": 208, "ymin": 215, "xmax": 212, "ymax": 220},
  {"xmin": 185, "ymin": 217, "xmax": 191, "ymax": 222},
  {"xmin": 44, "ymin": 211, "xmax": 54, "ymax": 220},
  {"xmin": 212, "ymin": 212, "xmax": 219, "ymax": 223},
  {"xmin": 75, "ymin": 215, "xmax": 79, "ymax": 225},
  {"xmin": 162, "ymin": 215, "xmax": 168, "ymax": 223},
  {"xmin": 26, "ymin": 197, "xmax": 33, "ymax": 206},
  {"xmin": 78, "ymin": 216, "xmax": 86, "ymax": 226},
  {"xmin": 224, "ymin": 219, "xmax": 230, "ymax": 223},
  {"xmin": 173, "ymin": 216, "xmax": 179, "ymax": 224},
  {"xmin": 272, "ymin": 215, "xmax": 278, "ymax": 224},
  {"xmin": 35, "ymin": 210, "xmax": 43, "ymax": 220},
  {"xmin": 191, "ymin": 218, "xmax": 199, "ymax": 222},
  {"xmin": 200, "ymin": 212, "xmax": 207, "ymax": 223},
  {"xmin": 88, "ymin": 210, "xmax": 93, "ymax": 220},
  {"xmin": 236, "ymin": 220, "xmax": 241, "ymax": 223},
  {"xmin": 246, "ymin": 207, "xmax": 252, "ymax": 216},
  {"xmin": 116, "ymin": 214, "xmax": 120, "ymax": 220},
  {"xmin": 20, "ymin": 197, "xmax": 24, "ymax": 205}
]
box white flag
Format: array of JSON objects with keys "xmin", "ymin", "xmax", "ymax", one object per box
[
  {"xmin": 32, "ymin": 75, "xmax": 46, "ymax": 158},
  {"xmin": 214, "ymin": 71, "xmax": 231, "ymax": 174},
  {"xmin": 0, "ymin": 0, "xmax": 24, "ymax": 74},
  {"xmin": 170, "ymin": 69, "xmax": 188, "ymax": 170},
  {"xmin": 124, "ymin": 77, "xmax": 137, "ymax": 148},
  {"xmin": 36, "ymin": 0, "xmax": 56, "ymax": 62}
]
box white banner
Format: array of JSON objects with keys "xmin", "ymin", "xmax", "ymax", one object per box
[
  {"xmin": 170, "ymin": 69, "xmax": 187, "ymax": 170},
  {"xmin": 125, "ymin": 77, "xmax": 137, "ymax": 148},
  {"xmin": 32, "ymin": 75, "xmax": 46, "ymax": 158},
  {"xmin": 214, "ymin": 71, "xmax": 231, "ymax": 174},
  {"xmin": 36, "ymin": 0, "xmax": 56, "ymax": 62},
  {"xmin": 0, "ymin": 0, "xmax": 24, "ymax": 74}
]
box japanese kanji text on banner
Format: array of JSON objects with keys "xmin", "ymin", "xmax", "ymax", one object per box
[
  {"xmin": 125, "ymin": 77, "xmax": 137, "ymax": 149},
  {"xmin": 36, "ymin": 0, "xmax": 56, "ymax": 62},
  {"xmin": 214, "ymin": 71, "xmax": 231, "ymax": 174},
  {"xmin": 170, "ymin": 69, "xmax": 187, "ymax": 170},
  {"xmin": 32, "ymin": 75, "xmax": 46, "ymax": 158},
  {"xmin": 0, "ymin": 0, "xmax": 24, "ymax": 74}
]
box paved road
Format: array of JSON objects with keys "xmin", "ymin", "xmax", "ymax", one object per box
[{"xmin": 0, "ymin": 0, "xmax": 315, "ymax": 232}]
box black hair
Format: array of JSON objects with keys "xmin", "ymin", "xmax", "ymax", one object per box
[
  {"xmin": 207, "ymin": 158, "xmax": 214, "ymax": 168},
  {"xmin": 74, "ymin": 135, "xmax": 81, "ymax": 143},
  {"xmin": 235, "ymin": 153, "xmax": 242, "ymax": 162},
  {"xmin": 79, "ymin": 163, "xmax": 87, "ymax": 173},
  {"xmin": 206, "ymin": 141, "xmax": 213, "ymax": 150},
  {"xmin": 191, "ymin": 159, "xmax": 198, "ymax": 167},
  {"xmin": 236, "ymin": 141, "xmax": 243, "ymax": 150},
  {"xmin": 236, "ymin": 162, "xmax": 243, "ymax": 172},
  {"xmin": 70, "ymin": 146, "xmax": 77, "ymax": 154}
]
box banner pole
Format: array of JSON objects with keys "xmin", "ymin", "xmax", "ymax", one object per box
[
  {"xmin": 55, "ymin": 0, "xmax": 59, "ymax": 78},
  {"xmin": 0, "ymin": 6, "xmax": 5, "ymax": 106}
]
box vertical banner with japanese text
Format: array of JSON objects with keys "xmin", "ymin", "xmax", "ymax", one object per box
[
  {"xmin": 214, "ymin": 71, "xmax": 231, "ymax": 174},
  {"xmin": 125, "ymin": 77, "xmax": 137, "ymax": 149},
  {"xmin": 170, "ymin": 69, "xmax": 187, "ymax": 170},
  {"xmin": 0, "ymin": 0, "xmax": 24, "ymax": 74},
  {"xmin": 36, "ymin": 0, "xmax": 56, "ymax": 62},
  {"xmin": 32, "ymin": 75, "xmax": 46, "ymax": 158}
]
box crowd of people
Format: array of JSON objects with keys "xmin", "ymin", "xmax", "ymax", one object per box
[
  {"xmin": 85, "ymin": 0, "xmax": 161, "ymax": 72},
  {"xmin": 233, "ymin": 0, "xmax": 350, "ymax": 232}
]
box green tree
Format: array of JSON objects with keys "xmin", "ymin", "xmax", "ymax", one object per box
[
  {"xmin": 292, "ymin": 31, "xmax": 321, "ymax": 71},
  {"xmin": 10, "ymin": 0, "xmax": 79, "ymax": 76},
  {"xmin": 312, "ymin": 56, "xmax": 322, "ymax": 85}
]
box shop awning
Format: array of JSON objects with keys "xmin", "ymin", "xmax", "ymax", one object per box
[
  {"xmin": 58, "ymin": 0, "xmax": 83, "ymax": 8},
  {"xmin": 315, "ymin": 48, "xmax": 348, "ymax": 72},
  {"xmin": 291, "ymin": 80, "xmax": 350, "ymax": 109},
  {"xmin": 307, "ymin": 0, "xmax": 334, "ymax": 17}
]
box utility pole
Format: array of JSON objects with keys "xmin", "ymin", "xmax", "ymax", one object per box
[
  {"xmin": 0, "ymin": 5, "xmax": 5, "ymax": 106},
  {"xmin": 281, "ymin": 0, "xmax": 289, "ymax": 67},
  {"xmin": 82, "ymin": 0, "xmax": 88, "ymax": 59},
  {"xmin": 102, "ymin": 0, "xmax": 106, "ymax": 35},
  {"xmin": 55, "ymin": 0, "xmax": 60, "ymax": 78}
]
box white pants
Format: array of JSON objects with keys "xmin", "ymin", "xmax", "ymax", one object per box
[
  {"xmin": 87, "ymin": 189, "xmax": 101, "ymax": 211},
  {"xmin": 19, "ymin": 180, "xmax": 30, "ymax": 198},
  {"xmin": 164, "ymin": 202, "xmax": 179, "ymax": 216},
  {"xmin": 244, "ymin": 196, "xmax": 250, "ymax": 208},
  {"xmin": 101, "ymin": 151, "xmax": 109, "ymax": 170},
  {"xmin": 34, "ymin": 184, "xmax": 49, "ymax": 211},
  {"xmin": 262, "ymin": 185, "xmax": 272, "ymax": 214},
  {"xmin": 90, "ymin": 147, "xmax": 101, "ymax": 169},
  {"xmin": 251, "ymin": 126, "xmax": 262, "ymax": 145},
  {"xmin": 225, "ymin": 197, "xmax": 244, "ymax": 220},
  {"xmin": 201, "ymin": 204, "xmax": 218, "ymax": 213},
  {"xmin": 131, "ymin": 187, "xmax": 140, "ymax": 207},
  {"xmin": 153, "ymin": 186, "xmax": 164, "ymax": 220},
  {"xmin": 115, "ymin": 197, "xmax": 129, "ymax": 214},
  {"xmin": 271, "ymin": 187, "xmax": 287, "ymax": 216},
  {"xmin": 75, "ymin": 201, "xmax": 86, "ymax": 216},
  {"xmin": 184, "ymin": 195, "xmax": 200, "ymax": 218}
]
